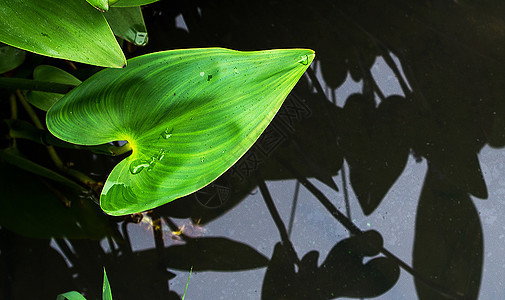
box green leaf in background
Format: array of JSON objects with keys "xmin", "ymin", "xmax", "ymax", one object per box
[
  {"xmin": 26, "ymin": 65, "xmax": 82, "ymax": 111},
  {"xmin": 105, "ymin": 7, "xmax": 148, "ymax": 46},
  {"xmin": 47, "ymin": 48, "xmax": 314, "ymax": 215},
  {"xmin": 86, "ymin": 0, "xmax": 109, "ymax": 11},
  {"xmin": 110, "ymin": 0, "xmax": 160, "ymax": 7},
  {"xmin": 0, "ymin": 0, "xmax": 126, "ymax": 68},
  {"xmin": 56, "ymin": 291, "xmax": 87, "ymax": 300},
  {"xmin": 0, "ymin": 43, "xmax": 25, "ymax": 74},
  {"xmin": 103, "ymin": 268, "xmax": 113, "ymax": 300}
]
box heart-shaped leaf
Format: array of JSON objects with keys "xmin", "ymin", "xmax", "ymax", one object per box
[
  {"xmin": 47, "ymin": 48, "xmax": 314, "ymax": 215},
  {"xmin": 0, "ymin": 0, "xmax": 125, "ymax": 67}
]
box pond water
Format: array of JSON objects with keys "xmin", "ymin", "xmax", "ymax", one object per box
[{"xmin": 2, "ymin": 1, "xmax": 505, "ymax": 299}]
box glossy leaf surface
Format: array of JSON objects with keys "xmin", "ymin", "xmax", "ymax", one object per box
[
  {"xmin": 47, "ymin": 48, "xmax": 314, "ymax": 215},
  {"xmin": 27, "ymin": 65, "xmax": 82, "ymax": 111},
  {"xmin": 0, "ymin": 0, "xmax": 125, "ymax": 67},
  {"xmin": 105, "ymin": 7, "xmax": 148, "ymax": 46},
  {"xmin": 56, "ymin": 291, "xmax": 87, "ymax": 300},
  {"xmin": 86, "ymin": 0, "xmax": 109, "ymax": 11},
  {"xmin": 103, "ymin": 268, "xmax": 113, "ymax": 300}
]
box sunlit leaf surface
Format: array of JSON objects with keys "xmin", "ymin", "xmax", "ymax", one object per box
[
  {"xmin": 0, "ymin": 0, "xmax": 126, "ymax": 67},
  {"xmin": 47, "ymin": 48, "xmax": 314, "ymax": 215},
  {"xmin": 103, "ymin": 268, "xmax": 113, "ymax": 300},
  {"xmin": 56, "ymin": 291, "xmax": 87, "ymax": 300},
  {"xmin": 86, "ymin": 0, "xmax": 109, "ymax": 11}
]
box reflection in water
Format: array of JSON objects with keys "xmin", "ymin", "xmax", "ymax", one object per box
[{"xmin": 3, "ymin": 0, "xmax": 505, "ymax": 299}]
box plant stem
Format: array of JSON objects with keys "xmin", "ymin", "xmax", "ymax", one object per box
[
  {"xmin": 10, "ymin": 93, "xmax": 17, "ymax": 119},
  {"xmin": 16, "ymin": 89, "xmax": 64, "ymax": 168},
  {"xmin": 287, "ymin": 180, "xmax": 300, "ymax": 238},
  {"xmin": 0, "ymin": 77, "xmax": 76, "ymax": 93},
  {"xmin": 340, "ymin": 161, "xmax": 352, "ymax": 229},
  {"xmin": 182, "ymin": 266, "xmax": 193, "ymax": 300},
  {"xmin": 9, "ymin": 93, "xmax": 18, "ymax": 148},
  {"xmin": 16, "ymin": 90, "xmax": 44, "ymax": 129}
]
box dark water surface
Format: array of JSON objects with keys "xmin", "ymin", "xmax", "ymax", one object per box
[{"xmin": 2, "ymin": 1, "xmax": 505, "ymax": 299}]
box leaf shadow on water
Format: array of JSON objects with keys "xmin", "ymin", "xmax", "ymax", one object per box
[{"xmin": 4, "ymin": 0, "xmax": 505, "ymax": 299}]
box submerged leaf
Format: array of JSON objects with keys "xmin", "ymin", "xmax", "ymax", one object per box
[
  {"xmin": 0, "ymin": 44, "xmax": 25, "ymax": 74},
  {"xmin": 47, "ymin": 48, "xmax": 314, "ymax": 215},
  {"xmin": 0, "ymin": 148, "xmax": 84, "ymax": 191},
  {"xmin": 0, "ymin": 161, "xmax": 111, "ymax": 239}
]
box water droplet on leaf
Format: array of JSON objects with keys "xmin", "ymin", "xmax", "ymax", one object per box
[
  {"xmin": 298, "ymin": 55, "xmax": 309, "ymax": 65},
  {"xmin": 200, "ymin": 71, "xmax": 205, "ymax": 77},
  {"xmin": 134, "ymin": 32, "xmax": 148, "ymax": 46},
  {"xmin": 129, "ymin": 159, "xmax": 151, "ymax": 175},
  {"xmin": 161, "ymin": 128, "xmax": 174, "ymax": 139},
  {"xmin": 157, "ymin": 149, "xmax": 166, "ymax": 161},
  {"xmin": 233, "ymin": 67, "xmax": 239, "ymax": 74}
]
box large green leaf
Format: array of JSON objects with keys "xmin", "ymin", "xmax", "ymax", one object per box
[
  {"xmin": 0, "ymin": 0, "xmax": 126, "ymax": 68},
  {"xmin": 47, "ymin": 48, "xmax": 314, "ymax": 215}
]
